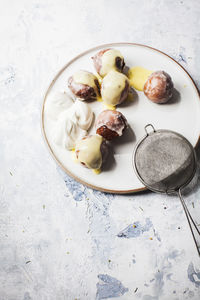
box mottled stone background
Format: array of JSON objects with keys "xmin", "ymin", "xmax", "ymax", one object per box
[{"xmin": 1, "ymin": 0, "xmax": 200, "ymax": 299}]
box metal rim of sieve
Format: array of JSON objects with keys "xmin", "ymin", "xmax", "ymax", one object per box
[{"xmin": 132, "ymin": 124, "xmax": 197, "ymax": 195}]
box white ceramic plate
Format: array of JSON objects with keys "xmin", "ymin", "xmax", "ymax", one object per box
[{"xmin": 42, "ymin": 43, "xmax": 200, "ymax": 194}]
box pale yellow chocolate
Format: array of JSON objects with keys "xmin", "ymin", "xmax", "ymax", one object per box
[
  {"xmin": 93, "ymin": 168, "xmax": 101, "ymax": 175},
  {"xmin": 75, "ymin": 135, "xmax": 103, "ymax": 169},
  {"xmin": 101, "ymin": 70, "xmax": 127, "ymax": 106},
  {"xmin": 102, "ymin": 103, "xmax": 116, "ymax": 110},
  {"xmin": 128, "ymin": 66, "xmax": 152, "ymax": 91},
  {"xmin": 73, "ymin": 70, "xmax": 99, "ymax": 96},
  {"xmin": 100, "ymin": 49, "xmax": 123, "ymax": 77}
]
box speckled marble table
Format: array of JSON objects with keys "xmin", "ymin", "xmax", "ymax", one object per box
[{"xmin": 1, "ymin": 0, "xmax": 200, "ymax": 299}]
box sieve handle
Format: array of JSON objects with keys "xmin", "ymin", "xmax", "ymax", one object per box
[
  {"xmin": 178, "ymin": 188, "xmax": 200, "ymax": 256},
  {"xmin": 144, "ymin": 124, "xmax": 156, "ymax": 135}
]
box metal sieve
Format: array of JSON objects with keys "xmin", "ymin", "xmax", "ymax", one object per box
[{"xmin": 133, "ymin": 124, "xmax": 200, "ymax": 255}]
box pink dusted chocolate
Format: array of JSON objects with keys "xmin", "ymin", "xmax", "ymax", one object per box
[
  {"xmin": 144, "ymin": 71, "xmax": 174, "ymax": 104},
  {"xmin": 92, "ymin": 49, "xmax": 110, "ymax": 75},
  {"xmin": 96, "ymin": 110, "xmax": 128, "ymax": 141}
]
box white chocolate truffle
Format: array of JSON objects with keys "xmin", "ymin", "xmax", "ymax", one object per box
[
  {"xmin": 92, "ymin": 49, "xmax": 125, "ymax": 77},
  {"xmin": 101, "ymin": 70, "xmax": 129, "ymax": 106},
  {"xmin": 75, "ymin": 135, "xmax": 104, "ymax": 169},
  {"xmin": 68, "ymin": 70, "xmax": 100, "ymax": 100}
]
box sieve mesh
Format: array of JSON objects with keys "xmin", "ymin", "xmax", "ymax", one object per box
[{"xmin": 134, "ymin": 130, "xmax": 196, "ymax": 193}]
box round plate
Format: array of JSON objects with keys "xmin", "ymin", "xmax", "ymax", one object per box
[{"xmin": 42, "ymin": 43, "xmax": 200, "ymax": 194}]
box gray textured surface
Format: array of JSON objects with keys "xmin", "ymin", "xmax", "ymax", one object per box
[{"xmin": 1, "ymin": 0, "xmax": 200, "ymax": 299}]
